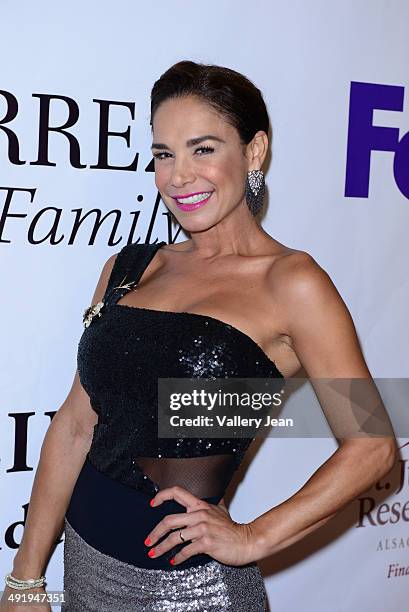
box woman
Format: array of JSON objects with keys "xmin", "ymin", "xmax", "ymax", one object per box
[{"xmin": 2, "ymin": 61, "xmax": 397, "ymax": 611}]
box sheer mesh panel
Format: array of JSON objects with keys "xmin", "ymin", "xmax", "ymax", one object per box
[{"xmin": 133, "ymin": 455, "xmax": 238, "ymax": 498}]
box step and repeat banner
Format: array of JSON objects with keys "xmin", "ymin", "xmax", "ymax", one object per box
[{"xmin": 1, "ymin": 1, "xmax": 408, "ymax": 610}]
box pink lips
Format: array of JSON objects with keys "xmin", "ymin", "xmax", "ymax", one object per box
[{"xmin": 174, "ymin": 192, "xmax": 213, "ymax": 212}]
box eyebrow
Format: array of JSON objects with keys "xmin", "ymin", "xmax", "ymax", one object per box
[{"xmin": 151, "ymin": 135, "xmax": 226, "ymax": 150}]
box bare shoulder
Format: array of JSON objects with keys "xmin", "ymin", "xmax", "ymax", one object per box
[
  {"xmin": 269, "ymin": 248, "xmax": 338, "ymax": 303},
  {"xmin": 267, "ymin": 247, "xmax": 353, "ymax": 341},
  {"xmin": 90, "ymin": 251, "xmax": 120, "ymax": 304},
  {"xmin": 267, "ymin": 248, "xmax": 370, "ymax": 377},
  {"xmin": 102, "ymin": 251, "xmax": 119, "ymax": 277}
]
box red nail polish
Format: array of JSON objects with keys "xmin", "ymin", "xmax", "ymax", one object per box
[
  {"xmin": 170, "ymin": 558, "xmax": 175, "ymax": 565},
  {"xmin": 150, "ymin": 499, "xmax": 155, "ymax": 507},
  {"xmin": 144, "ymin": 537, "xmax": 151, "ymax": 546},
  {"xmin": 148, "ymin": 549, "xmax": 155, "ymax": 557}
]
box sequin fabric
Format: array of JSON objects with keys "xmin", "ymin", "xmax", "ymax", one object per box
[
  {"xmin": 77, "ymin": 241, "xmax": 285, "ymax": 499},
  {"xmin": 62, "ymin": 518, "xmax": 267, "ymax": 611}
]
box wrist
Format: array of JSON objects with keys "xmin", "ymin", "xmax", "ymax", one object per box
[
  {"xmin": 246, "ymin": 519, "xmax": 271, "ymax": 563},
  {"xmin": 12, "ymin": 554, "xmax": 45, "ymax": 581}
]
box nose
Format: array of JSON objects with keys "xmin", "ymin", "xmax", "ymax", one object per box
[{"xmin": 170, "ymin": 156, "xmax": 195, "ymax": 188}]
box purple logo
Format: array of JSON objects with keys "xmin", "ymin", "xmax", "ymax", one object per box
[{"xmin": 345, "ymin": 81, "xmax": 408, "ymax": 199}]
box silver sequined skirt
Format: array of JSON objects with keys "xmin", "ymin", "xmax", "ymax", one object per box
[{"xmin": 62, "ymin": 518, "xmax": 267, "ymax": 611}]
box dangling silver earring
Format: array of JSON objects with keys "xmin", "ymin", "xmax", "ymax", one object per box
[{"xmin": 245, "ymin": 169, "xmax": 265, "ymax": 216}]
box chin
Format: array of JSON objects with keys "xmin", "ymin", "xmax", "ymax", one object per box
[{"xmin": 173, "ymin": 213, "xmax": 217, "ymax": 232}]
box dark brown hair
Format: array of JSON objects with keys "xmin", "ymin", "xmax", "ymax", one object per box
[{"xmin": 150, "ymin": 60, "xmax": 270, "ymax": 146}]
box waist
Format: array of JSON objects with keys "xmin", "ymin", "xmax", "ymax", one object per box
[{"xmin": 65, "ymin": 455, "xmax": 220, "ymax": 571}]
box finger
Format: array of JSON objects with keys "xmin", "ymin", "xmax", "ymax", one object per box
[
  {"xmin": 150, "ymin": 485, "xmax": 209, "ymax": 511},
  {"xmin": 170, "ymin": 540, "xmax": 206, "ymax": 566},
  {"xmin": 147, "ymin": 522, "xmax": 207, "ymax": 559},
  {"xmin": 145, "ymin": 509, "xmax": 210, "ymax": 546}
]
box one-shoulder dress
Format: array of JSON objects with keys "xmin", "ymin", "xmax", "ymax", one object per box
[{"xmin": 62, "ymin": 240, "xmax": 285, "ymax": 612}]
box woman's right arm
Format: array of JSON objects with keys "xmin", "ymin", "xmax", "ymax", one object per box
[{"xmin": 3, "ymin": 252, "xmax": 118, "ymax": 592}]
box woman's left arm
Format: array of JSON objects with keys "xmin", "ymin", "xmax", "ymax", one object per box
[
  {"xmin": 144, "ymin": 253, "xmax": 397, "ymax": 566},
  {"xmin": 246, "ymin": 252, "xmax": 397, "ymax": 558}
]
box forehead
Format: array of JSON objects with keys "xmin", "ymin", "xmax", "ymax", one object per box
[{"xmin": 152, "ymin": 96, "xmax": 235, "ymax": 139}]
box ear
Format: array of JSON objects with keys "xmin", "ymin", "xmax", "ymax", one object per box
[{"xmin": 245, "ymin": 130, "xmax": 268, "ymax": 170}]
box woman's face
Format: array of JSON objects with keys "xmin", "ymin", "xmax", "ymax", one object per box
[{"xmin": 151, "ymin": 95, "xmax": 253, "ymax": 231}]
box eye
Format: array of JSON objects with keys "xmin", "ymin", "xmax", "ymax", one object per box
[
  {"xmin": 153, "ymin": 146, "xmax": 215, "ymax": 161},
  {"xmin": 194, "ymin": 146, "xmax": 214, "ymax": 155},
  {"xmin": 153, "ymin": 151, "xmax": 171, "ymax": 160}
]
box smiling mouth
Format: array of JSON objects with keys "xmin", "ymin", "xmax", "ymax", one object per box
[
  {"xmin": 173, "ymin": 191, "xmax": 213, "ymax": 205},
  {"xmin": 174, "ymin": 192, "xmax": 213, "ymax": 211}
]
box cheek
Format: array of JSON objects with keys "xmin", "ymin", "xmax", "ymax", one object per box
[
  {"xmin": 209, "ymin": 161, "xmax": 238, "ymax": 188},
  {"xmin": 217, "ymin": 166, "xmax": 244, "ymax": 196},
  {"xmin": 154, "ymin": 164, "xmax": 168, "ymax": 189}
]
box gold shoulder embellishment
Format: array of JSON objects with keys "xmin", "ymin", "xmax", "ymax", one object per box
[
  {"xmin": 83, "ymin": 301, "xmax": 104, "ymax": 328},
  {"xmin": 112, "ymin": 274, "xmax": 138, "ymax": 292}
]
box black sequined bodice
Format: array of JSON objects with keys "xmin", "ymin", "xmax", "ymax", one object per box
[{"xmin": 77, "ymin": 241, "xmax": 285, "ymax": 501}]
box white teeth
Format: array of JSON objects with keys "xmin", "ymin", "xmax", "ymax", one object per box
[{"xmin": 177, "ymin": 192, "xmax": 212, "ymax": 204}]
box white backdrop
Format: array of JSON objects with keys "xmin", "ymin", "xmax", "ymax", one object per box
[{"xmin": 1, "ymin": 1, "xmax": 408, "ymax": 610}]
